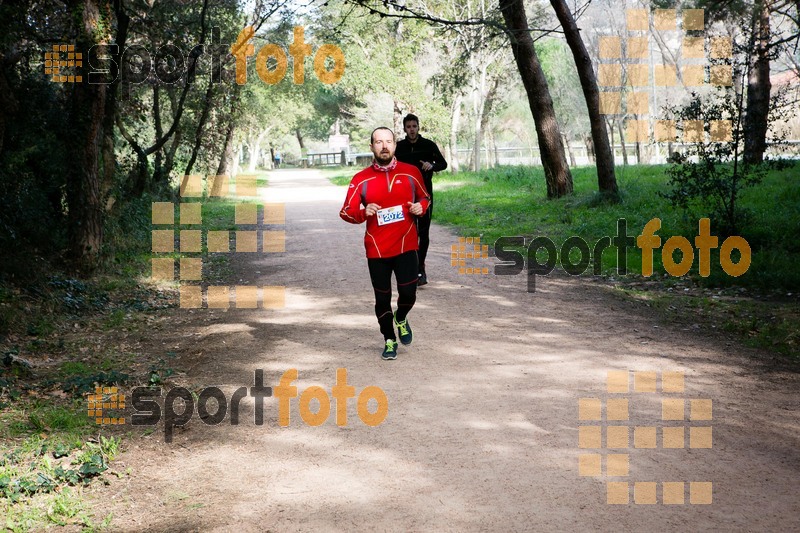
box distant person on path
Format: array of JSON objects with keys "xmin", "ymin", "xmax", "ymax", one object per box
[
  {"xmin": 340, "ymin": 127, "xmax": 431, "ymax": 360},
  {"xmin": 395, "ymin": 113, "xmax": 447, "ymax": 286},
  {"xmin": 274, "ymin": 151, "xmax": 282, "ymax": 169}
]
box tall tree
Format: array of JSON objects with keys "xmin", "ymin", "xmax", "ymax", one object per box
[
  {"xmin": 549, "ymin": 0, "xmax": 618, "ymax": 197},
  {"xmin": 694, "ymin": 0, "xmax": 800, "ymax": 163},
  {"xmin": 216, "ymin": 90, "xmax": 240, "ymax": 176},
  {"xmin": 436, "ymin": 0, "xmax": 510, "ymax": 172},
  {"xmin": 499, "ymin": 0, "xmax": 573, "ymax": 197},
  {"xmin": 100, "ymin": 0, "xmax": 129, "ymax": 205},
  {"xmin": 115, "ymin": 0, "xmax": 217, "ymax": 193},
  {"xmin": 66, "ymin": 0, "xmax": 109, "ymax": 274},
  {"xmin": 744, "ymin": 0, "xmax": 772, "ymax": 163}
]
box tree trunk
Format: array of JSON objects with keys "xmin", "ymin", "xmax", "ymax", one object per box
[
  {"xmin": 486, "ymin": 129, "xmax": 495, "ymax": 169},
  {"xmin": 247, "ymin": 129, "xmax": 268, "ymax": 172},
  {"xmin": 163, "ymin": 88, "xmax": 182, "ymax": 184},
  {"xmin": 232, "ymin": 143, "xmax": 242, "ymax": 177},
  {"xmin": 639, "ymin": 138, "xmax": 652, "ymax": 163},
  {"xmin": 248, "ymin": 142, "xmax": 259, "ymax": 172},
  {"xmin": 617, "ymin": 121, "xmax": 628, "ymax": 165},
  {"xmin": 0, "ymin": 48, "xmax": 21, "ymax": 155},
  {"xmin": 471, "ymin": 115, "xmax": 482, "ymax": 171},
  {"xmin": 152, "ymin": 84, "xmax": 165, "ymax": 186},
  {"xmin": 492, "ymin": 129, "xmax": 500, "ymax": 167},
  {"xmin": 550, "ymin": 0, "xmax": 618, "ymax": 197},
  {"xmin": 148, "ymin": 86, "xmax": 181, "ymax": 190},
  {"xmin": 564, "ymin": 132, "xmax": 576, "ymax": 167},
  {"xmin": 216, "ymin": 95, "xmax": 238, "ymax": 177},
  {"xmin": 584, "ymin": 135, "xmax": 595, "ymax": 163},
  {"xmin": 449, "ymin": 93, "xmax": 462, "ymax": 173},
  {"xmin": 100, "ymin": 1, "xmax": 129, "ymax": 207},
  {"xmin": 120, "ymin": 121, "xmax": 149, "ymax": 197},
  {"xmin": 471, "ymin": 63, "xmax": 488, "ymax": 172},
  {"xmin": 743, "ymin": 1, "xmax": 771, "ymax": 164},
  {"xmin": 216, "ymin": 126, "xmax": 235, "ymax": 177},
  {"xmin": 499, "ymin": 0, "xmax": 573, "ymax": 197},
  {"xmin": 393, "ymin": 99, "xmax": 403, "ymax": 136},
  {"xmin": 295, "ymin": 128, "xmax": 306, "ymax": 165},
  {"xmin": 478, "ymin": 76, "xmax": 500, "ymax": 171},
  {"xmin": 184, "ymin": 79, "xmax": 215, "ymax": 176},
  {"xmin": 67, "ymin": 0, "xmax": 107, "ymax": 275}
]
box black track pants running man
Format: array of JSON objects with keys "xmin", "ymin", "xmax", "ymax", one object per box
[{"xmin": 367, "ymin": 251, "xmax": 418, "ymax": 341}]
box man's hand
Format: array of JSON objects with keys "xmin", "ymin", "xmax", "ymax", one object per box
[
  {"xmin": 406, "ymin": 202, "xmax": 424, "ymax": 216},
  {"xmin": 420, "ymin": 160, "xmax": 433, "ymax": 171},
  {"xmin": 364, "ymin": 203, "xmax": 381, "ymax": 217}
]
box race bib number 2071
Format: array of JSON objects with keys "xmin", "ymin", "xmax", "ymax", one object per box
[{"xmin": 376, "ymin": 205, "xmax": 405, "ymax": 226}]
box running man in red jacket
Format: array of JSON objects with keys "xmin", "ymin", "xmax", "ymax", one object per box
[{"xmin": 340, "ymin": 127, "xmax": 431, "ymax": 360}]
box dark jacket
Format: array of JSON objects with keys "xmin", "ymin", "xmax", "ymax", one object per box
[{"xmin": 395, "ymin": 135, "xmax": 447, "ymax": 197}]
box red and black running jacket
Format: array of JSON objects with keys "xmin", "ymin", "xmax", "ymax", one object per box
[{"xmin": 340, "ymin": 160, "xmax": 431, "ymax": 259}]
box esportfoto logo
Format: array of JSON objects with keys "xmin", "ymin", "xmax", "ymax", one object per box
[
  {"xmin": 91, "ymin": 369, "xmax": 387, "ymax": 443},
  {"xmin": 47, "ymin": 25, "xmax": 344, "ymax": 86},
  {"xmin": 461, "ymin": 218, "xmax": 750, "ymax": 292}
]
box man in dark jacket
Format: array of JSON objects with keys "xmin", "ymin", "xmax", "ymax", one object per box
[{"xmin": 395, "ymin": 114, "xmax": 448, "ymax": 286}]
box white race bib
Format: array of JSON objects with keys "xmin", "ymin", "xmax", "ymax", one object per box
[{"xmin": 376, "ymin": 205, "xmax": 405, "ymax": 226}]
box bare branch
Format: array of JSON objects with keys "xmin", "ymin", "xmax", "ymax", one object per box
[{"xmin": 343, "ymin": 0, "xmax": 563, "ymax": 38}]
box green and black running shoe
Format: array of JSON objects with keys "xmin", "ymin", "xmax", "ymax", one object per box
[
  {"xmin": 394, "ymin": 314, "xmax": 413, "ymax": 345},
  {"xmin": 382, "ymin": 339, "xmax": 398, "ymax": 360}
]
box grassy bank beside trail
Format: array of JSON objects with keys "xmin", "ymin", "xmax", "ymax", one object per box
[
  {"xmin": 328, "ymin": 164, "xmax": 799, "ymax": 359},
  {"xmin": 0, "ymin": 174, "xmax": 269, "ymax": 531}
]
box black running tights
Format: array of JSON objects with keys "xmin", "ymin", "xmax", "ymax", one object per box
[{"xmin": 367, "ymin": 251, "xmax": 419, "ymax": 340}]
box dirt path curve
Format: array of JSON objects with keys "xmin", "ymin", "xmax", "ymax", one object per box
[{"xmin": 92, "ymin": 169, "xmax": 800, "ymax": 532}]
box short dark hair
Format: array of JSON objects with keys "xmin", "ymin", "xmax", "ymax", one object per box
[
  {"xmin": 403, "ymin": 114, "xmax": 419, "ymax": 126},
  {"xmin": 370, "ymin": 126, "xmax": 395, "ymax": 144}
]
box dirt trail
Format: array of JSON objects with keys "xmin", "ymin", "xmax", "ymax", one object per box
[{"xmin": 91, "ymin": 169, "xmax": 800, "ymax": 532}]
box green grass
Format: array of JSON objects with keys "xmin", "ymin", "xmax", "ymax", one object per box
[
  {"xmin": 430, "ymin": 163, "xmax": 800, "ymax": 291},
  {"xmin": 0, "ymin": 400, "xmax": 120, "ymax": 531},
  {"xmin": 323, "ymin": 164, "xmax": 357, "ymax": 186},
  {"xmin": 328, "ymin": 173, "xmax": 352, "ymax": 186},
  {"xmin": 0, "ymin": 354, "xmax": 131, "ymax": 530},
  {"xmin": 1, "ymin": 402, "xmax": 93, "ymax": 440},
  {"xmin": 58, "ymin": 361, "xmax": 93, "ymax": 377},
  {"xmin": 103, "ymin": 309, "xmax": 126, "ymax": 330}
]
